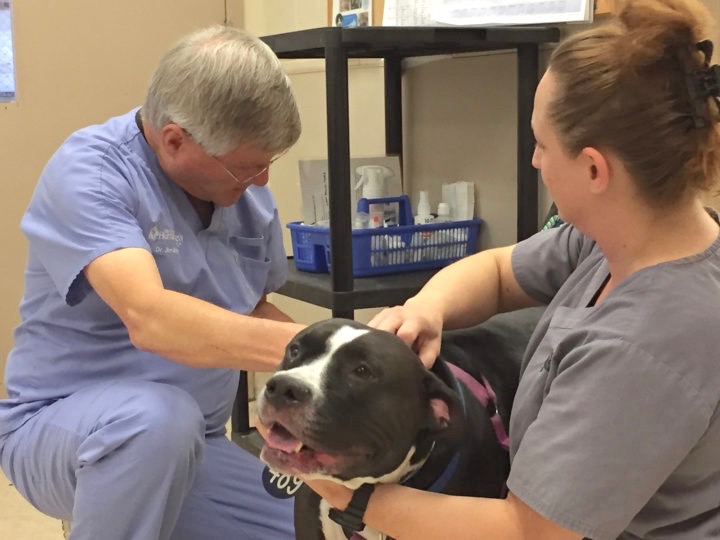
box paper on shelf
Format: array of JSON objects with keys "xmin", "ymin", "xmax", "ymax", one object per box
[
  {"xmin": 440, "ymin": 181, "xmax": 475, "ymax": 221},
  {"xmin": 442, "ymin": 182, "xmax": 458, "ymax": 221},
  {"xmin": 454, "ymin": 181, "xmax": 475, "ymax": 221}
]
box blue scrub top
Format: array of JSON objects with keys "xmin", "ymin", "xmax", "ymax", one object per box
[{"xmin": 1, "ymin": 108, "xmax": 288, "ymax": 437}]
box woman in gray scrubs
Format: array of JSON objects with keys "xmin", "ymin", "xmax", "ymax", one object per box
[{"xmin": 298, "ymin": 0, "xmax": 720, "ymax": 538}]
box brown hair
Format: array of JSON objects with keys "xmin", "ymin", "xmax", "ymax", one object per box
[{"xmin": 547, "ymin": 0, "xmax": 720, "ymax": 205}]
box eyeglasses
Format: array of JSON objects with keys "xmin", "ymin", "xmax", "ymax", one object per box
[
  {"xmin": 180, "ymin": 125, "xmax": 285, "ymax": 187},
  {"xmin": 208, "ymin": 151, "xmax": 285, "ymax": 187}
]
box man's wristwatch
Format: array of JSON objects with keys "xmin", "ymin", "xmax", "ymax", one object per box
[{"xmin": 328, "ymin": 483, "xmax": 375, "ymax": 538}]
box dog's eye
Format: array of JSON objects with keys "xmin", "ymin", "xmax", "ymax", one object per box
[
  {"xmin": 352, "ymin": 364, "xmax": 372, "ymax": 378},
  {"xmin": 288, "ymin": 344, "xmax": 300, "ymax": 360}
]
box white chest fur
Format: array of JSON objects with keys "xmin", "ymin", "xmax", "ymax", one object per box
[{"xmin": 307, "ymin": 444, "xmax": 429, "ymax": 540}]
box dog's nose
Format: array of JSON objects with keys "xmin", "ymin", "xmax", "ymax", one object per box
[{"xmin": 265, "ymin": 374, "xmax": 312, "ymax": 408}]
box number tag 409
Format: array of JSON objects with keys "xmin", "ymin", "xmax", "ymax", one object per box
[{"xmin": 262, "ymin": 466, "xmax": 304, "ymax": 499}]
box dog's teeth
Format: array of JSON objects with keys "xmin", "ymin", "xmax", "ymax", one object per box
[{"xmin": 293, "ymin": 442, "xmax": 303, "ymax": 453}]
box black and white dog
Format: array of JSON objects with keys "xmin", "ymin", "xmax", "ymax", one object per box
[{"xmin": 258, "ymin": 311, "xmax": 541, "ymax": 540}]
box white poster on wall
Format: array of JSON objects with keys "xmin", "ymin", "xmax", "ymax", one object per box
[
  {"xmin": 383, "ymin": 0, "xmax": 435, "ymax": 26},
  {"xmin": 433, "ymin": 0, "xmax": 593, "ymax": 25},
  {"xmin": 383, "ymin": 0, "xmax": 593, "ymax": 26}
]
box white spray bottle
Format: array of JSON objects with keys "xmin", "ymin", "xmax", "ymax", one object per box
[{"xmin": 355, "ymin": 165, "xmax": 394, "ymax": 228}]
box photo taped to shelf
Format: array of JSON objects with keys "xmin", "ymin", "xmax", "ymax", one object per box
[{"xmin": 331, "ymin": 0, "xmax": 373, "ymax": 27}]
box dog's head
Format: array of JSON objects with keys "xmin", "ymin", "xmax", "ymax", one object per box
[{"xmin": 258, "ymin": 318, "xmax": 463, "ymax": 488}]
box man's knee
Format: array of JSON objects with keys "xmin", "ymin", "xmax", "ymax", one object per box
[
  {"xmin": 77, "ymin": 382, "xmax": 205, "ymax": 466},
  {"xmin": 0, "ymin": 381, "xmax": 207, "ymax": 523}
]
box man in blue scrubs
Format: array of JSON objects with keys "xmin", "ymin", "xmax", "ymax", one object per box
[{"xmin": 0, "ymin": 25, "xmax": 303, "ymax": 539}]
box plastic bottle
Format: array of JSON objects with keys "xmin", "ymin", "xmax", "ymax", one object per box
[
  {"xmin": 410, "ymin": 191, "xmax": 433, "ymax": 262},
  {"xmin": 369, "ymin": 209, "xmax": 384, "ymax": 228},
  {"xmin": 355, "ymin": 165, "xmax": 394, "ymax": 229},
  {"xmin": 354, "ymin": 211, "xmax": 370, "ymax": 229},
  {"xmin": 435, "ymin": 202, "xmax": 452, "ymax": 223},
  {"xmin": 434, "ymin": 202, "xmax": 453, "ymax": 259},
  {"xmin": 414, "ymin": 190, "xmax": 433, "ymax": 225}
]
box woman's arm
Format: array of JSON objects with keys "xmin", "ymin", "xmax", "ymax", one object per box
[
  {"xmin": 304, "ymin": 478, "xmax": 581, "ymax": 540},
  {"xmin": 370, "ymin": 245, "xmax": 540, "ymax": 366}
]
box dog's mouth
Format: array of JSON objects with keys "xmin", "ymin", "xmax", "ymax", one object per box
[
  {"xmin": 260, "ymin": 421, "xmax": 342, "ymax": 476},
  {"xmin": 265, "ymin": 422, "xmax": 310, "ymax": 454}
]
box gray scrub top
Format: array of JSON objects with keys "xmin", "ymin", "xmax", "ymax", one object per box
[{"xmin": 507, "ymin": 224, "xmax": 720, "ymax": 539}]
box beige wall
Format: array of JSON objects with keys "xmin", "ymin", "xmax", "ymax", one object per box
[{"xmin": 0, "ymin": 1, "xmax": 228, "ymax": 397}]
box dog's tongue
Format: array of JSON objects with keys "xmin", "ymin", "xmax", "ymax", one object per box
[{"xmin": 265, "ymin": 423, "xmax": 302, "ymax": 453}]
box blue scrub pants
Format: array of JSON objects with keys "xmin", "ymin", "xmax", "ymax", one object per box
[{"xmin": 0, "ymin": 380, "xmax": 295, "ymax": 540}]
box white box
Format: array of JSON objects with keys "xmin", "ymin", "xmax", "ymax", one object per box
[{"xmin": 298, "ymin": 155, "xmax": 403, "ymax": 225}]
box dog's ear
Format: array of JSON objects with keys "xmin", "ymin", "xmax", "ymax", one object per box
[{"xmin": 422, "ymin": 370, "xmax": 465, "ymax": 443}]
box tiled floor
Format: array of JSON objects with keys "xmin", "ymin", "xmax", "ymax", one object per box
[{"xmin": 0, "ymin": 469, "xmax": 61, "ymax": 539}]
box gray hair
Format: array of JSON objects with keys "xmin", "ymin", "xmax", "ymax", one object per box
[{"xmin": 142, "ymin": 25, "xmax": 301, "ymax": 156}]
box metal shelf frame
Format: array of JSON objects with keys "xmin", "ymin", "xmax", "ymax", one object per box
[{"xmin": 261, "ymin": 26, "xmax": 559, "ymax": 319}]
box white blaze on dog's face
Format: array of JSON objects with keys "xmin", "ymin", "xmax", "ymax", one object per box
[{"xmin": 258, "ymin": 319, "xmax": 458, "ymax": 487}]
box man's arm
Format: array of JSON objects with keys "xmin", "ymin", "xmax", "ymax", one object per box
[
  {"xmin": 84, "ymin": 247, "xmax": 304, "ymax": 371},
  {"xmin": 250, "ymin": 295, "xmax": 294, "ymax": 322}
]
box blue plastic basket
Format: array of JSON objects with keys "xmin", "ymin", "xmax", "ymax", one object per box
[{"xmin": 288, "ymin": 195, "xmax": 482, "ymax": 277}]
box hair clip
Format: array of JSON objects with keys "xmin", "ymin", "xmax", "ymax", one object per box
[
  {"xmin": 685, "ymin": 39, "xmax": 720, "ymax": 128},
  {"xmin": 697, "ymin": 39, "xmax": 714, "ymax": 66}
]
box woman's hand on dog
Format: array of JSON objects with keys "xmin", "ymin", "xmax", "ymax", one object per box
[{"xmin": 369, "ymin": 298, "xmax": 443, "ymax": 369}]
